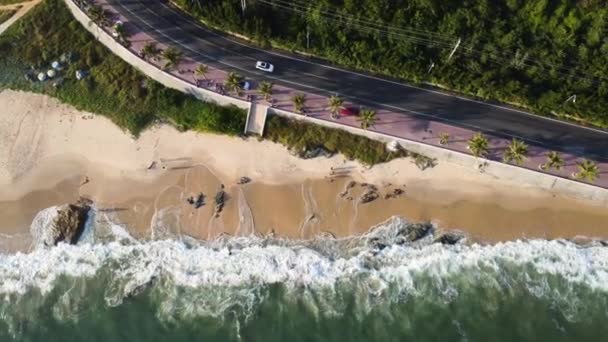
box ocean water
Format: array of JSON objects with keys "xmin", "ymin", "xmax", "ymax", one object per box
[{"xmin": 1, "ymin": 210, "xmax": 607, "ymax": 341}]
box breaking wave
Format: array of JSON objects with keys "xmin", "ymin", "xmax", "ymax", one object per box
[{"xmin": 1, "ymin": 212, "xmax": 608, "ymax": 340}]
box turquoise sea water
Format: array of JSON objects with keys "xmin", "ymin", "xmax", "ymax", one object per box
[{"xmin": 1, "ymin": 212, "xmax": 607, "ymax": 341}]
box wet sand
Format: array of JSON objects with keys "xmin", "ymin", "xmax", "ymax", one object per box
[{"xmin": 2, "ymin": 160, "xmax": 608, "ymax": 252}]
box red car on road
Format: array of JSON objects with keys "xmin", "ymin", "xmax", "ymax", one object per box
[{"xmin": 339, "ymin": 106, "xmax": 360, "ymax": 116}]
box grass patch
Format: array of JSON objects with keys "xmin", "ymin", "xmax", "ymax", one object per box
[
  {"xmin": 0, "ymin": 0, "xmax": 246, "ymax": 136},
  {"xmin": 263, "ymin": 115, "xmax": 432, "ymax": 166},
  {"xmin": 0, "ymin": 9, "xmax": 17, "ymax": 24}
]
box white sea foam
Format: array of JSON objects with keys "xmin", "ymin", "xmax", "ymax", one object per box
[
  {"xmin": 4, "ymin": 224, "xmax": 608, "ymax": 297},
  {"xmin": 29, "ymin": 205, "xmax": 59, "ymax": 247},
  {"xmin": 2, "ymin": 213, "xmax": 607, "ymax": 326}
]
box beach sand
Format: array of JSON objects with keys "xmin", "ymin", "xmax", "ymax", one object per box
[{"xmin": 1, "ymin": 89, "xmax": 607, "ymax": 251}]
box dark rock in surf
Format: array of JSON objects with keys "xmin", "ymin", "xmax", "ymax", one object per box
[
  {"xmin": 397, "ymin": 222, "xmax": 433, "ymax": 242},
  {"xmin": 434, "ymin": 232, "xmax": 465, "ymax": 245},
  {"xmin": 48, "ymin": 197, "xmax": 92, "ymax": 246}
]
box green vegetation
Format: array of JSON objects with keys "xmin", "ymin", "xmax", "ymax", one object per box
[
  {"xmin": 258, "ymin": 81, "xmax": 273, "ymax": 102},
  {"xmin": 574, "ymin": 159, "xmax": 599, "ymax": 183},
  {"xmin": 439, "ymin": 132, "xmax": 450, "ymax": 146},
  {"xmin": 175, "ymin": 0, "xmax": 608, "ymax": 127},
  {"xmin": 357, "ymin": 109, "xmax": 377, "ymax": 130},
  {"xmin": 224, "ymin": 72, "xmax": 243, "ymax": 95},
  {"xmin": 264, "ymin": 115, "xmax": 409, "ymax": 165},
  {"xmin": 194, "ymin": 64, "xmax": 209, "ymax": 80},
  {"xmin": 468, "ymin": 133, "xmax": 490, "ymax": 158},
  {"xmin": 161, "ymin": 47, "xmax": 183, "ymax": 70},
  {"xmin": 328, "ymin": 95, "xmax": 343, "ymax": 119},
  {"xmin": 139, "ymin": 41, "xmax": 161, "ymax": 61},
  {"xmin": 541, "ymin": 151, "xmax": 564, "ymax": 171},
  {"xmin": 0, "ymin": 9, "xmax": 17, "ymax": 25},
  {"xmin": 87, "ymin": 4, "xmax": 110, "ymax": 27},
  {"xmin": 502, "ymin": 139, "xmax": 528, "ymax": 165},
  {"xmin": 292, "ymin": 93, "xmax": 305, "ymax": 113},
  {"xmin": 111, "ymin": 21, "xmax": 130, "ymax": 47},
  {"xmin": 0, "ymin": 0, "xmax": 246, "ymax": 136}
]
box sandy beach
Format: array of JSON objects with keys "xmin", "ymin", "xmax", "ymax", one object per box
[{"xmin": 1, "ymin": 89, "xmax": 607, "ymax": 250}]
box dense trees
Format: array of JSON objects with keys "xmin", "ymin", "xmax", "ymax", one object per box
[{"xmin": 176, "ymin": 0, "xmax": 608, "ymax": 127}]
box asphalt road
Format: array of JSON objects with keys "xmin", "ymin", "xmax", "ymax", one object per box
[{"xmin": 109, "ymin": 0, "xmax": 608, "ymax": 161}]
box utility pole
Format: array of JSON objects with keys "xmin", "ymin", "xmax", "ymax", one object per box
[
  {"xmin": 427, "ymin": 61, "xmax": 435, "ymax": 73},
  {"xmin": 447, "ymin": 38, "xmax": 461, "ymax": 61},
  {"xmin": 566, "ymin": 94, "xmax": 577, "ymax": 104},
  {"xmin": 306, "ymin": 24, "xmax": 310, "ymax": 50}
]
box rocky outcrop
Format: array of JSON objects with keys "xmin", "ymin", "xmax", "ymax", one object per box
[
  {"xmin": 434, "ymin": 232, "xmax": 465, "ymax": 245},
  {"xmin": 48, "ymin": 197, "xmax": 92, "ymax": 246},
  {"xmin": 367, "ymin": 218, "xmax": 435, "ymax": 250},
  {"xmin": 398, "ymin": 222, "xmax": 433, "ymax": 242}
]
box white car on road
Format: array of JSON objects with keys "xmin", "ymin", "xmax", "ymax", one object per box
[{"xmin": 255, "ymin": 61, "xmax": 274, "ymax": 72}]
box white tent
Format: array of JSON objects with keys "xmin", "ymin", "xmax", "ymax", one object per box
[
  {"xmin": 47, "ymin": 69, "xmax": 57, "ymax": 78},
  {"xmin": 51, "ymin": 61, "xmax": 63, "ymax": 70},
  {"xmin": 76, "ymin": 70, "xmax": 87, "ymax": 80},
  {"xmin": 37, "ymin": 72, "xmax": 47, "ymax": 81}
]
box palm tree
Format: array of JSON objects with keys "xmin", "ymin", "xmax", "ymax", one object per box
[
  {"xmin": 540, "ymin": 151, "xmax": 564, "ymax": 171},
  {"xmin": 502, "ymin": 139, "xmax": 528, "ymax": 165},
  {"xmin": 292, "ymin": 93, "xmax": 305, "ymax": 113},
  {"xmin": 258, "ymin": 81, "xmax": 273, "ymax": 102},
  {"xmin": 224, "ymin": 72, "xmax": 243, "ymax": 95},
  {"xmin": 358, "ymin": 108, "xmax": 377, "ymax": 130},
  {"xmin": 113, "ymin": 23, "xmax": 130, "ymax": 47},
  {"xmin": 88, "ymin": 5, "xmax": 110, "ymax": 27},
  {"xmin": 573, "ymin": 159, "xmax": 599, "ymax": 183},
  {"xmin": 140, "ymin": 42, "xmax": 160, "ymax": 60},
  {"xmin": 328, "ymin": 95, "xmax": 344, "ymax": 119},
  {"xmin": 193, "ymin": 64, "xmax": 209, "ymax": 81},
  {"xmin": 467, "ymin": 132, "xmax": 489, "ymax": 158},
  {"xmin": 439, "ymin": 132, "xmax": 450, "ymax": 145},
  {"xmin": 161, "ymin": 47, "xmax": 183, "ymax": 70}
]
